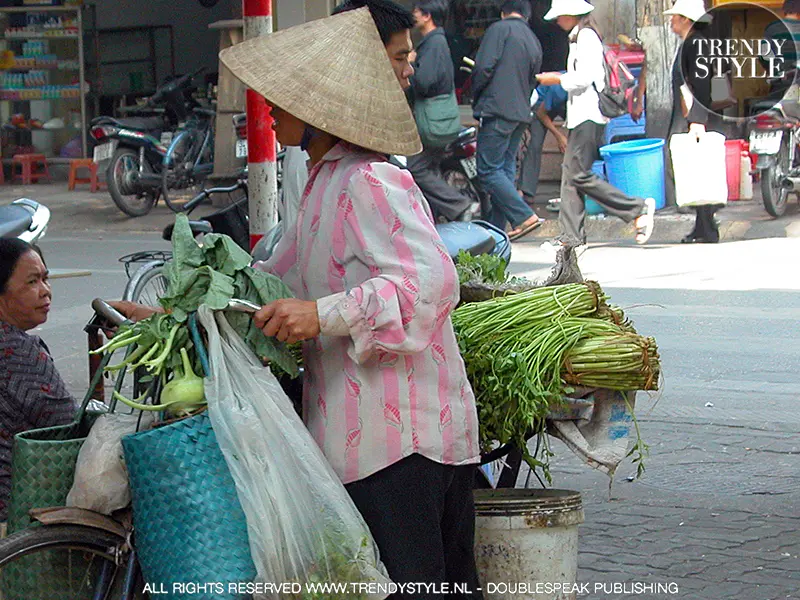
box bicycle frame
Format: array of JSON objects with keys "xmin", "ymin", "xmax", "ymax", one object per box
[{"xmin": 163, "ymin": 116, "xmax": 215, "ymax": 179}]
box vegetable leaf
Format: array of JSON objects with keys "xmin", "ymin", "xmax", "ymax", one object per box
[
  {"xmin": 155, "ymin": 213, "xmax": 299, "ymax": 377},
  {"xmin": 201, "ymin": 233, "xmax": 253, "ymax": 276}
]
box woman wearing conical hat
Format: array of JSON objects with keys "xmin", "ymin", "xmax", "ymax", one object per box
[{"xmin": 222, "ymin": 7, "xmax": 483, "ymax": 596}]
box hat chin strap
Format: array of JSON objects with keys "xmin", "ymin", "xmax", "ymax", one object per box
[{"xmin": 301, "ymin": 126, "xmax": 316, "ymax": 152}]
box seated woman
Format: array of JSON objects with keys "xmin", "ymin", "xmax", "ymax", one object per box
[{"xmin": 0, "ymin": 239, "xmax": 77, "ymax": 525}]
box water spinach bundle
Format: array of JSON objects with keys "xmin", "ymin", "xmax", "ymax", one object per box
[
  {"xmin": 93, "ymin": 214, "xmax": 299, "ymax": 416},
  {"xmin": 452, "ymin": 280, "xmax": 660, "ymax": 475}
]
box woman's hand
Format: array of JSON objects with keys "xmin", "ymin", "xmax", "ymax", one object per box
[
  {"xmin": 536, "ymin": 72, "xmax": 562, "ymax": 86},
  {"xmin": 108, "ymin": 300, "xmax": 162, "ymax": 323},
  {"xmin": 688, "ymin": 122, "xmax": 706, "ymax": 138},
  {"xmin": 254, "ymin": 299, "xmax": 320, "ymax": 344}
]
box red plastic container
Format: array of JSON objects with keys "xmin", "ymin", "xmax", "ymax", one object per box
[
  {"xmin": 607, "ymin": 44, "xmax": 645, "ymax": 66},
  {"xmin": 725, "ymin": 139, "xmax": 748, "ymax": 200}
]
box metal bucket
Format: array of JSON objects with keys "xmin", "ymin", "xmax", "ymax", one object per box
[{"xmin": 474, "ymin": 489, "xmax": 584, "ymax": 600}]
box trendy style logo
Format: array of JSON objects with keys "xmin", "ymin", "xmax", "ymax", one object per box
[{"xmin": 679, "ymin": 2, "xmax": 797, "ymax": 121}]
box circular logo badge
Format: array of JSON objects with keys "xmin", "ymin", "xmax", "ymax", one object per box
[{"xmin": 677, "ymin": 2, "xmax": 797, "ymax": 122}]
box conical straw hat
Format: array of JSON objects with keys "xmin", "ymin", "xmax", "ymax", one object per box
[{"xmin": 219, "ymin": 7, "xmax": 422, "ymax": 156}]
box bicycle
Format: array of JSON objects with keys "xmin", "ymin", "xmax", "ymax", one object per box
[
  {"xmin": 160, "ymin": 107, "xmax": 217, "ymax": 212},
  {"xmin": 0, "ymin": 299, "xmax": 145, "ymax": 599}
]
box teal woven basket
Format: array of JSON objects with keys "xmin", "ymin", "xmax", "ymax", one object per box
[{"xmin": 122, "ymin": 412, "xmax": 256, "ymax": 599}]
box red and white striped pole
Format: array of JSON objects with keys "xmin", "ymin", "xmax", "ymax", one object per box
[{"xmin": 243, "ymin": 0, "xmax": 278, "ymax": 250}]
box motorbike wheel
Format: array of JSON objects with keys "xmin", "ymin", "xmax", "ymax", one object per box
[
  {"xmin": 106, "ymin": 148, "xmax": 157, "ymax": 217},
  {"xmin": 761, "ymin": 137, "xmax": 790, "ymax": 218},
  {"xmin": 444, "ymin": 168, "xmax": 483, "ymax": 220}
]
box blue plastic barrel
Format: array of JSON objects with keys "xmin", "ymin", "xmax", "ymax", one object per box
[
  {"xmin": 599, "ymin": 138, "xmax": 666, "ymax": 210},
  {"xmin": 585, "ymin": 161, "xmax": 606, "ymax": 215}
]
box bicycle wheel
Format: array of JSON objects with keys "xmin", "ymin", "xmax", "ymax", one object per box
[
  {"xmin": 0, "ymin": 524, "xmax": 142, "ymax": 600},
  {"xmin": 123, "ymin": 261, "xmax": 168, "ymax": 305},
  {"xmin": 162, "ymin": 130, "xmax": 207, "ymax": 212}
]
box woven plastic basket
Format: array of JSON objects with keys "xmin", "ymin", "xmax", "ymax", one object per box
[
  {"xmin": 2, "ymin": 354, "xmax": 112, "ymax": 599},
  {"xmin": 122, "ymin": 412, "xmax": 256, "ymax": 599},
  {"xmin": 6, "ymin": 351, "xmax": 113, "ymax": 534}
]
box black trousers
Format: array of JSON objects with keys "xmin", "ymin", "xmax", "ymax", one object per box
[
  {"xmin": 559, "ymin": 120, "xmax": 646, "ymax": 244},
  {"xmin": 407, "ymin": 148, "xmax": 472, "ymax": 222},
  {"xmin": 687, "ymin": 205, "xmax": 721, "ymax": 242},
  {"xmin": 346, "ymin": 454, "xmax": 483, "ymax": 600}
]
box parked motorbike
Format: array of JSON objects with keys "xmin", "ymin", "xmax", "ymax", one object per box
[
  {"xmin": 0, "ymin": 198, "xmax": 50, "ymax": 243},
  {"xmin": 90, "ymin": 69, "xmax": 211, "ymax": 218},
  {"xmin": 749, "ymin": 100, "xmax": 800, "ymax": 217}
]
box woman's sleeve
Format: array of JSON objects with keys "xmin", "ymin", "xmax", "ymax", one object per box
[
  {"xmin": 560, "ymin": 29, "xmax": 604, "ymax": 93},
  {"xmin": 683, "ymin": 35, "xmax": 710, "ymax": 125},
  {"xmin": 0, "ymin": 334, "xmax": 76, "ymax": 429},
  {"xmin": 316, "ymin": 163, "xmax": 460, "ymax": 364}
]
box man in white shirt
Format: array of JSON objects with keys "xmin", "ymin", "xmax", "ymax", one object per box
[{"xmin": 537, "ymin": 0, "xmax": 655, "ymax": 245}]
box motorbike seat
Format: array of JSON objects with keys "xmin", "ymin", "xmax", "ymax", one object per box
[
  {"xmin": 435, "ymin": 221, "xmax": 496, "ymax": 258},
  {"xmin": 0, "ymin": 204, "xmax": 33, "ymax": 239},
  {"xmin": 94, "ymin": 116, "xmax": 165, "ymax": 132}
]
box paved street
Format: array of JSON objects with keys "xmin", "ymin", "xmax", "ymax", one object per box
[
  {"xmin": 2, "ymin": 182, "xmax": 799, "ymax": 599},
  {"xmin": 510, "ymin": 240, "xmax": 800, "ymax": 599}
]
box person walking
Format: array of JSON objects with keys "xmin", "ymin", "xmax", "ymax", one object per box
[
  {"xmin": 664, "ymin": 0, "xmax": 721, "ymax": 243},
  {"xmin": 537, "ymin": 0, "xmax": 655, "ymax": 246},
  {"xmin": 407, "ymin": 0, "xmax": 474, "ymax": 222},
  {"xmin": 472, "ymin": 0, "xmax": 544, "ymax": 240},
  {"xmin": 518, "ymin": 78, "xmax": 568, "ymax": 205}
]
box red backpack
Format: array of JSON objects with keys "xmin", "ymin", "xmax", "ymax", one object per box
[{"xmin": 581, "ymin": 27, "xmax": 637, "ymax": 118}]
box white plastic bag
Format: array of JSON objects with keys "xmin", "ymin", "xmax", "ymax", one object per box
[
  {"xmin": 197, "ymin": 306, "xmax": 392, "ymax": 599},
  {"xmin": 66, "ymin": 412, "xmax": 154, "ymax": 514},
  {"xmin": 669, "ymin": 131, "xmax": 728, "ymax": 207}
]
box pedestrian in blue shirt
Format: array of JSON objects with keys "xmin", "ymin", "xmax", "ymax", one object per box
[{"xmin": 518, "ymin": 78, "xmax": 568, "ymax": 204}]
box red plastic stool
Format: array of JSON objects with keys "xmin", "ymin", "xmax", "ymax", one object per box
[
  {"xmin": 68, "ymin": 158, "xmax": 104, "ymax": 192},
  {"xmin": 12, "ymin": 154, "xmax": 50, "ymax": 185}
]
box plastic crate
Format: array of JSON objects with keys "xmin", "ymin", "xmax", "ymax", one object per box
[{"xmin": 604, "ymin": 112, "xmax": 647, "ymax": 145}]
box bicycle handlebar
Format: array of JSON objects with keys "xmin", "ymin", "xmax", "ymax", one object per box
[
  {"xmin": 91, "ymin": 298, "xmax": 128, "ymax": 328},
  {"xmin": 182, "ymin": 179, "xmax": 247, "ymax": 213}
]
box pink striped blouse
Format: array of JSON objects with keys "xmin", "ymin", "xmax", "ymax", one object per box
[{"xmin": 255, "ymin": 142, "xmax": 480, "ymax": 484}]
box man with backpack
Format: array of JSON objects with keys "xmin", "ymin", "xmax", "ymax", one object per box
[
  {"xmin": 537, "ymin": 0, "xmax": 656, "ymax": 246},
  {"xmin": 472, "ymin": 0, "xmax": 544, "ymax": 240}
]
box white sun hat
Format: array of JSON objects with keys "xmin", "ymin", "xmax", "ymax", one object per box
[
  {"xmin": 544, "ymin": 0, "xmax": 595, "ymax": 21},
  {"xmin": 664, "ymin": 0, "xmax": 712, "ymax": 23}
]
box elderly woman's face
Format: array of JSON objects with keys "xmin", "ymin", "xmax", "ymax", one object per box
[{"xmin": 0, "ymin": 250, "xmax": 51, "ymax": 331}]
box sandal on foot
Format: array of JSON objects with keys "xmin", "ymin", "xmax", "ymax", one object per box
[
  {"xmin": 509, "ymin": 216, "xmax": 544, "ymax": 241},
  {"xmin": 635, "ymin": 198, "xmax": 656, "ymax": 245}
]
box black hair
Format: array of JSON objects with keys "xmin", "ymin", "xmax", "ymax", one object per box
[
  {"xmin": 0, "ymin": 238, "xmax": 35, "ymax": 294},
  {"xmin": 785, "ymin": 0, "xmax": 800, "ymax": 13},
  {"xmin": 412, "ymin": 0, "xmax": 449, "ymax": 27},
  {"xmin": 501, "ymin": 0, "xmax": 532, "ymax": 20},
  {"xmin": 332, "ymin": 0, "xmax": 415, "ymax": 45}
]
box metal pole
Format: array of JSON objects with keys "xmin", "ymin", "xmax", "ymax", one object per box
[{"xmin": 243, "ymin": 0, "xmax": 278, "ymax": 250}]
